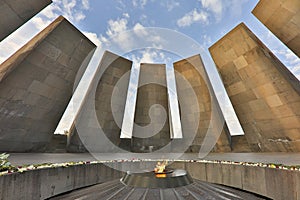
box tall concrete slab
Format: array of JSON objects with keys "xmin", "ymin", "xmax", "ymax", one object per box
[
  {"xmin": 174, "ymin": 55, "xmax": 231, "ymax": 153},
  {"xmin": 0, "ymin": 16, "xmax": 96, "ymax": 152},
  {"xmin": 0, "ymin": 0, "xmax": 52, "ymax": 41},
  {"xmin": 209, "ymin": 23, "xmax": 300, "ymax": 152},
  {"xmin": 252, "ymin": 0, "xmax": 300, "ymax": 57},
  {"xmin": 67, "ymin": 51, "xmax": 132, "ymax": 152},
  {"xmin": 132, "ymin": 64, "xmax": 170, "ymax": 152}
]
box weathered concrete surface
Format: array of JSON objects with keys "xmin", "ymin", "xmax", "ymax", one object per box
[
  {"xmin": 2, "ymin": 158, "xmax": 298, "ymax": 199},
  {"xmin": 231, "ymin": 135, "xmax": 252, "ymax": 152},
  {"xmin": 0, "ymin": 0, "xmax": 52, "ymax": 41},
  {"xmin": 68, "ymin": 51, "xmax": 132, "ymax": 152},
  {"xmin": 0, "ymin": 163, "xmax": 123, "ymax": 200},
  {"xmin": 7, "ymin": 152, "xmax": 300, "ymax": 166},
  {"xmin": 209, "ymin": 23, "xmax": 300, "ymax": 152},
  {"xmin": 252, "ymin": 0, "xmax": 300, "ymax": 57},
  {"xmin": 49, "ymin": 179, "xmax": 267, "ymax": 200},
  {"xmin": 0, "ymin": 16, "xmax": 96, "ymax": 152},
  {"xmin": 174, "ymin": 55, "xmax": 231, "ymax": 153},
  {"xmin": 169, "ymin": 161, "xmax": 300, "ymax": 200},
  {"xmin": 132, "ymin": 63, "xmax": 170, "ymax": 152}
]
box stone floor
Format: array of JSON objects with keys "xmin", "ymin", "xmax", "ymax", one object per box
[
  {"xmin": 8, "ymin": 152, "xmax": 300, "ymax": 166},
  {"xmin": 49, "ymin": 179, "xmax": 269, "ymax": 200}
]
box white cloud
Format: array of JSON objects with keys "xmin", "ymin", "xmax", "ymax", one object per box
[
  {"xmin": 81, "ymin": 0, "xmax": 90, "ymax": 10},
  {"xmin": 200, "ymin": 0, "xmax": 249, "ymax": 22},
  {"xmin": 291, "ymin": 63, "xmax": 300, "ymax": 79},
  {"xmin": 102, "ymin": 17, "xmax": 134, "ymax": 50},
  {"xmin": 276, "ymin": 49, "xmax": 300, "ymax": 80},
  {"xmin": 177, "ymin": 9, "xmax": 209, "ymax": 27},
  {"xmin": 258, "ymin": 28, "xmax": 300, "ymax": 80},
  {"xmin": 106, "ymin": 18, "xmax": 128, "ymax": 37},
  {"xmin": 83, "ymin": 31, "xmax": 102, "ymax": 46},
  {"xmin": 123, "ymin": 13, "xmax": 130, "ymax": 18},
  {"xmin": 49, "ymin": 0, "xmax": 88, "ymax": 23},
  {"xmin": 41, "ymin": 4, "xmax": 60, "ymax": 19},
  {"xmin": 116, "ymin": 0, "xmax": 126, "ymax": 11},
  {"xmin": 128, "ymin": 49, "xmax": 171, "ymax": 64},
  {"xmin": 165, "ymin": 0, "xmax": 180, "ymax": 11},
  {"xmin": 132, "ymin": 0, "xmax": 148, "ymax": 8},
  {"xmin": 0, "ymin": 23, "xmax": 40, "ymax": 63},
  {"xmin": 75, "ymin": 12, "xmax": 86, "ymax": 21},
  {"xmin": 201, "ymin": 34, "xmax": 212, "ymax": 49},
  {"xmin": 200, "ymin": 0, "xmax": 222, "ymax": 21},
  {"xmin": 31, "ymin": 17, "xmax": 52, "ymax": 30},
  {"xmin": 133, "ymin": 23, "xmax": 148, "ymax": 37},
  {"xmin": 0, "ymin": 0, "xmax": 92, "ymax": 64},
  {"xmin": 227, "ymin": 0, "xmax": 249, "ymax": 18},
  {"xmin": 61, "ymin": 0, "xmax": 77, "ymax": 19}
]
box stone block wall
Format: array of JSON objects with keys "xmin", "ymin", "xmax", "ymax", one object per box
[
  {"xmin": 0, "ymin": 0, "xmax": 52, "ymax": 41},
  {"xmin": 170, "ymin": 161, "xmax": 300, "ymax": 200},
  {"xmin": 68, "ymin": 51, "xmax": 132, "ymax": 152},
  {"xmin": 209, "ymin": 23, "xmax": 300, "ymax": 152},
  {"xmin": 132, "ymin": 63, "xmax": 170, "ymax": 152},
  {"xmin": 252, "ymin": 0, "xmax": 300, "ymax": 57},
  {"xmin": 0, "ymin": 163, "xmax": 123, "ymax": 200},
  {"xmin": 0, "ymin": 16, "xmax": 96, "ymax": 152},
  {"xmin": 174, "ymin": 55, "xmax": 231, "ymax": 153}
]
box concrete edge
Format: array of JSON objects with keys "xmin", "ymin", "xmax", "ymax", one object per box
[{"xmin": 1, "ymin": 160, "xmax": 299, "ymax": 199}]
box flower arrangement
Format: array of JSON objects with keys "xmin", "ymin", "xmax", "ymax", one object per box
[
  {"xmin": 0, "ymin": 153, "xmax": 14, "ymax": 173},
  {"xmin": 0, "ymin": 156, "xmax": 299, "ymax": 176}
]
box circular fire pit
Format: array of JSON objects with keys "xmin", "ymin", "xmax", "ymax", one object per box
[{"xmin": 121, "ymin": 169, "xmax": 193, "ymax": 188}]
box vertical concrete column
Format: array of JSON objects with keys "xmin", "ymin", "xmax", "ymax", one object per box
[
  {"xmin": 0, "ymin": 0, "xmax": 52, "ymax": 41},
  {"xmin": 132, "ymin": 63, "xmax": 170, "ymax": 152},
  {"xmin": 209, "ymin": 23, "xmax": 300, "ymax": 152},
  {"xmin": 174, "ymin": 55, "xmax": 231, "ymax": 153},
  {"xmin": 95, "ymin": 52, "xmax": 132, "ymax": 151},
  {"xmin": 0, "ymin": 16, "xmax": 96, "ymax": 152},
  {"xmin": 252, "ymin": 0, "xmax": 300, "ymax": 57},
  {"xmin": 68, "ymin": 51, "xmax": 132, "ymax": 152}
]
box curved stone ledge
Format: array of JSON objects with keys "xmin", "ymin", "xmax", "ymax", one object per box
[
  {"xmin": 0, "ymin": 160, "xmax": 299, "ymax": 200},
  {"xmin": 170, "ymin": 161, "xmax": 300, "ymax": 200},
  {"xmin": 0, "ymin": 163, "xmax": 123, "ymax": 200}
]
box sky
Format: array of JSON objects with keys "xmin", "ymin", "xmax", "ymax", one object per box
[{"xmin": 0, "ymin": 0, "xmax": 299, "ymax": 136}]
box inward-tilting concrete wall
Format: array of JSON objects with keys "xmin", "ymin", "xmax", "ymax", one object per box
[
  {"xmin": 170, "ymin": 161, "xmax": 300, "ymax": 200},
  {"xmin": 68, "ymin": 51, "xmax": 132, "ymax": 152},
  {"xmin": 252, "ymin": 0, "xmax": 300, "ymax": 57},
  {"xmin": 209, "ymin": 23, "xmax": 300, "ymax": 152},
  {"xmin": 0, "ymin": 0, "xmax": 52, "ymax": 41},
  {"xmin": 174, "ymin": 55, "xmax": 231, "ymax": 153},
  {"xmin": 0, "ymin": 16, "xmax": 96, "ymax": 152},
  {"xmin": 132, "ymin": 64, "xmax": 170, "ymax": 152}
]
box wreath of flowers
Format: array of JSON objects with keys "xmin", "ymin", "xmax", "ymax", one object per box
[{"xmin": 1, "ymin": 153, "xmax": 299, "ymax": 176}]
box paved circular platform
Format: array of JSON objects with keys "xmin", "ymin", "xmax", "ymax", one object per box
[
  {"xmin": 121, "ymin": 169, "xmax": 193, "ymax": 188},
  {"xmin": 49, "ymin": 179, "xmax": 269, "ymax": 200}
]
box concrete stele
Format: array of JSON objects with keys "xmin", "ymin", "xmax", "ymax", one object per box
[
  {"xmin": 252, "ymin": 0, "xmax": 300, "ymax": 57},
  {"xmin": 0, "ymin": 0, "xmax": 52, "ymax": 41},
  {"xmin": 67, "ymin": 51, "xmax": 133, "ymax": 152},
  {"xmin": 174, "ymin": 55, "xmax": 231, "ymax": 153},
  {"xmin": 0, "ymin": 16, "xmax": 96, "ymax": 152},
  {"xmin": 209, "ymin": 23, "xmax": 300, "ymax": 152},
  {"xmin": 132, "ymin": 63, "xmax": 170, "ymax": 152}
]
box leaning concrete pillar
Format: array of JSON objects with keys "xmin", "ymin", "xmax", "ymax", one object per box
[
  {"xmin": 0, "ymin": 0, "xmax": 52, "ymax": 41},
  {"xmin": 0, "ymin": 16, "xmax": 96, "ymax": 152},
  {"xmin": 174, "ymin": 55, "xmax": 231, "ymax": 153},
  {"xmin": 68, "ymin": 51, "xmax": 132, "ymax": 152},
  {"xmin": 209, "ymin": 23, "xmax": 300, "ymax": 152},
  {"xmin": 252, "ymin": 0, "xmax": 300, "ymax": 57},
  {"xmin": 132, "ymin": 63, "xmax": 170, "ymax": 152}
]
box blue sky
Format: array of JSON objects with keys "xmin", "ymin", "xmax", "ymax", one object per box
[{"xmin": 0, "ymin": 0, "xmax": 299, "ymax": 135}]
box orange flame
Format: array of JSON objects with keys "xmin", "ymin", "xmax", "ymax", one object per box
[{"xmin": 154, "ymin": 160, "xmax": 168, "ymax": 173}]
